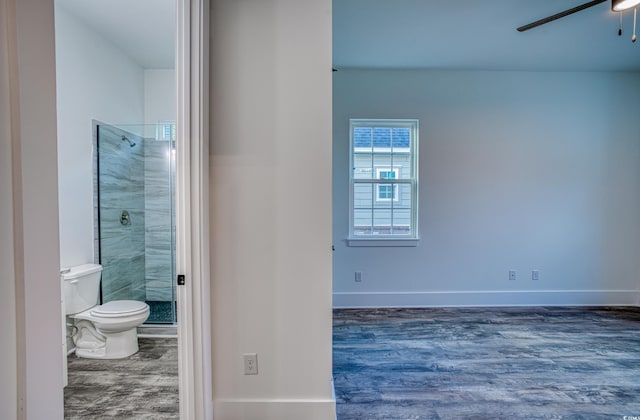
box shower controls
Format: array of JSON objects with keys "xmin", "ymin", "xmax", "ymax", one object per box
[{"xmin": 120, "ymin": 210, "xmax": 130, "ymax": 225}]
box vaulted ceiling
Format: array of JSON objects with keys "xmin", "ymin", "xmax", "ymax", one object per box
[
  {"xmin": 333, "ymin": 0, "xmax": 640, "ymax": 71},
  {"xmin": 55, "ymin": 0, "xmax": 640, "ymax": 72},
  {"xmin": 55, "ymin": 0, "xmax": 175, "ymax": 69}
]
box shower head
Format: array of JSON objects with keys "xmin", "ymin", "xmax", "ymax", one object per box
[{"xmin": 121, "ymin": 135, "xmax": 136, "ymax": 148}]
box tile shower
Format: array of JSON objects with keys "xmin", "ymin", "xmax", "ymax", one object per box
[{"xmin": 94, "ymin": 123, "xmax": 176, "ymax": 324}]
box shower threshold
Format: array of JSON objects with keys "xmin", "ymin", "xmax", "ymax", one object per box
[{"xmin": 138, "ymin": 324, "xmax": 177, "ymax": 338}]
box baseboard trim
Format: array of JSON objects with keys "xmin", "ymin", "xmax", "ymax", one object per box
[
  {"xmin": 214, "ymin": 398, "xmax": 336, "ymax": 420},
  {"xmin": 333, "ymin": 290, "xmax": 640, "ymax": 308},
  {"xmin": 331, "ymin": 379, "xmax": 337, "ymax": 420}
]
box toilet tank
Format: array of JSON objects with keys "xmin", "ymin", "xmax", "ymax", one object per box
[{"xmin": 62, "ymin": 264, "xmax": 102, "ymax": 315}]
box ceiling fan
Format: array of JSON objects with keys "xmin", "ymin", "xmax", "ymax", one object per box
[{"xmin": 518, "ymin": 0, "xmax": 640, "ymax": 41}]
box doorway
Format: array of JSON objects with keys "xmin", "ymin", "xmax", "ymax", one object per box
[{"xmin": 54, "ymin": 0, "xmax": 179, "ymax": 415}]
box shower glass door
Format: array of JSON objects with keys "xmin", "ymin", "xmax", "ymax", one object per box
[{"xmin": 95, "ymin": 122, "xmax": 176, "ymax": 324}]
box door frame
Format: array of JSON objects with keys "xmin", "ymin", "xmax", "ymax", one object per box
[{"xmin": 176, "ymin": 0, "xmax": 212, "ymax": 418}]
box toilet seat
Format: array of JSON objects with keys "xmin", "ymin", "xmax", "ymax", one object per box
[{"xmin": 91, "ymin": 300, "xmax": 148, "ymax": 318}]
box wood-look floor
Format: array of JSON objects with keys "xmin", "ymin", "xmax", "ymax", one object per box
[
  {"xmin": 333, "ymin": 306, "xmax": 640, "ymax": 420},
  {"xmin": 64, "ymin": 337, "xmax": 178, "ymax": 419}
]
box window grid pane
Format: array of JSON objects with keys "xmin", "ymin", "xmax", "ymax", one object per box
[{"xmin": 352, "ymin": 181, "xmax": 416, "ymax": 237}]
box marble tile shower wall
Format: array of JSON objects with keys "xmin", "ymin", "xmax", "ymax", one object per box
[
  {"xmin": 144, "ymin": 140, "xmax": 174, "ymax": 302},
  {"xmin": 98, "ymin": 125, "xmax": 146, "ymax": 302}
]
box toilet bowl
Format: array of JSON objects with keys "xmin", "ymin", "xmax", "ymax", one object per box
[
  {"xmin": 71, "ymin": 300, "xmax": 150, "ymax": 359},
  {"xmin": 62, "ymin": 264, "xmax": 150, "ymax": 359}
]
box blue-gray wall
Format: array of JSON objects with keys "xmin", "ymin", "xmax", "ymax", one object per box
[{"xmin": 333, "ymin": 69, "xmax": 640, "ymax": 308}]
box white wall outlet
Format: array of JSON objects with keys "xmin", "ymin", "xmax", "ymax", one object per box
[
  {"xmin": 509, "ymin": 270, "xmax": 516, "ymax": 281},
  {"xmin": 243, "ymin": 353, "xmax": 258, "ymax": 375},
  {"xmin": 355, "ymin": 271, "xmax": 362, "ymax": 282},
  {"xmin": 532, "ymin": 270, "xmax": 540, "ymax": 281}
]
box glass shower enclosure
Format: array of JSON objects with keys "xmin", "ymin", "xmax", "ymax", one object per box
[{"xmin": 94, "ymin": 122, "xmax": 176, "ymax": 324}]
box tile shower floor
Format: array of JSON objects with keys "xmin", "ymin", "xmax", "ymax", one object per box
[
  {"xmin": 64, "ymin": 337, "xmax": 178, "ymax": 419},
  {"xmin": 146, "ymin": 300, "xmax": 176, "ymax": 324}
]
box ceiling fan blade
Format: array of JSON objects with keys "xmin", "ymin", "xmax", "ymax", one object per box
[{"xmin": 517, "ymin": 0, "xmax": 608, "ymax": 32}]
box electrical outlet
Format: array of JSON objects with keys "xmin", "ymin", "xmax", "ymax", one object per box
[
  {"xmin": 509, "ymin": 270, "xmax": 516, "ymax": 281},
  {"xmin": 532, "ymin": 270, "xmax": 540, "ymax": 281},
  {"xmin": 243, "ymin": 353, "xmax": 258, "ymax": 375},
  {"xmin": 355, "ymin": 271, "xmax": 362, "ymax": 282}
]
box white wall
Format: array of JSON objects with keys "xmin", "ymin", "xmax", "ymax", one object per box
[
  {"xmin": 210, "ymin": 0, "xmax": 335, "ymax": 418},
  {"xmin": 144, "ymin": 69, "xmax": 176, "ymax": 126},
  {"xmin": 333, "ymin": 70, "xmax": 640, "ymax": 308},
  {"xmin": 4, "ymin": 0, "xmax": 64, "ymax": 418},
  {"xmin": 55, "ymin": 4, "xmax": 145, "ymax": 268}
]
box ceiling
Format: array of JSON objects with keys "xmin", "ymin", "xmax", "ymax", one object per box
[
  {"xmin": 55, "ymin": 0, "xmax": 640, "ymax": 72},
  {"xmin": 55, "ymin": 0, "xmax": 175, "ymax": 69},
  {"xmin": 333, "ymin": 0, "xmax": 640, "ymax": 71}
]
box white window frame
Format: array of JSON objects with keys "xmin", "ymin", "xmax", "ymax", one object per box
[
  {"xmin": 156, "ymin": 120, "xmax": 176, "ymax": 141},
  {"xmin": 348, "ymin": 119, "xmax": 419, "ymax": 247}
]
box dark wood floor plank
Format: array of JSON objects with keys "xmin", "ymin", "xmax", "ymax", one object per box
[{"xmin": 334, "ymin": 307, "xmax": 640, "ymax": 419}]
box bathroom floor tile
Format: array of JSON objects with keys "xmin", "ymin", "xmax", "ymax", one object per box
[{"xmin": 64, "ymin": 337, "xmax": 178, "ymax": 419}]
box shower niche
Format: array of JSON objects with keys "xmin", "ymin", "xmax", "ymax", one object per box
[{"xmin": 94, "ymin": 122, "xmax": 176, "ymax": 324}]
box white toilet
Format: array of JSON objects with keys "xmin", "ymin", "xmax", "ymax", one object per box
[{"xmin": 62, "ymin": 264, "xmax": 150, "ymax": 359}]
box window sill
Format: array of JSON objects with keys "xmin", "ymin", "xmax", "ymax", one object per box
[{"xmin": 346, "ymin": 238, "xmax": 419, "ymax": 247}]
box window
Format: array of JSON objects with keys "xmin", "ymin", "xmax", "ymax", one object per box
[
  {"xmin": 349, "ymin": 119, "xmax": 419, "ymax": 245},
  {"xmin": 156, "ymin": 120, "xmax": 176, "ymax": 141}
]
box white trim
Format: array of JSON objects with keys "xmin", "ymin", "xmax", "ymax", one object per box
[
  {"xmin": 350, "ymin": 118, "xmax": 419, "ymax": 128},
  {"xmin": 354, "ymin": 147, "xmax": 410, "ymax": 153},
  {"xmin": 176, "ymin": 0, "xmax": 211, "ymax": 419},
  {"xmin": 347, "ymin": 238, "xmax": 419, "ymax": 247},
  {"xmin": 213, "ymin": 399, "xmax": 337, "ymax": 420},
  {"xmin": 155, "ymin": 120, "xmax": 176, "ymax": 141},
  {"xmin": 348, "ymin": 119, "xmax": 419, "ymax": 241},
  {"xmin": 333, "ymin": 290, "xmax": 640, "ymax": 308}
]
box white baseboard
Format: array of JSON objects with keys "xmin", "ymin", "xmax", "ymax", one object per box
[
  {"xmin": 333, "ymin": 290, "xmax": 640, "ymax": 308},
  {"xmin": 213, "ymin": 399, "xmax": 336, "ymax": 420},
  {"xmin": 331, "ymin": 379, "xmax": 336, "ymax": 420}
]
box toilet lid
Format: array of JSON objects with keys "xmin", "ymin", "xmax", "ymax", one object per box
[{"xmin": 91, "ymin": 300, "xmax": 149, "ymax": 318}]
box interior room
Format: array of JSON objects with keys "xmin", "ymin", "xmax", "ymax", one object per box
[
  {"xmin": 5, "ymin": 1, "xmax": 334, "ymax": 419},
  {"xmin": 54, "ymin": 0, "xmax": 179, "ymax": 417},
  {"xmin": 4, "ymin": 0, "xmax": 640, "ymax": 419},
  {"xmin": 55, "ymin": 0, "xmax": 177, "ymax": 323},
  {"xmin": 332, "ymin": 0, "xmax": 640, "ymax": 417}
]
